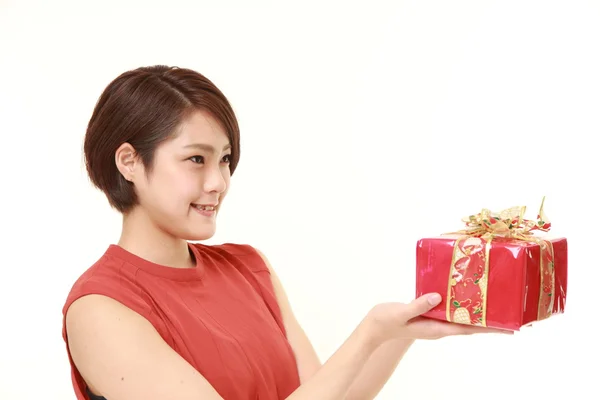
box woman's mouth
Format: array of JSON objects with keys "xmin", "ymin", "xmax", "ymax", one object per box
[{"xmin": 191, "ymin": 204, "xmax": 217, "ymax": 217}]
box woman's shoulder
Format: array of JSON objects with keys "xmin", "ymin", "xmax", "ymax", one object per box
[
  {"xmin": 192, "ymin": 241, "xmax": 270, "ymax": 273},
  {"xmin": 63, "ymin": 249, "xmax": 120, "ymax": 299},
  {"xmin": 62, "ymin": 246, "xmax": 155, "ymax": 325}
]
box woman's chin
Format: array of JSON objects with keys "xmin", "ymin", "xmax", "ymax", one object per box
[{"xmin": 185, "ymin": 225, "xmax": 217, "ymax": 242}]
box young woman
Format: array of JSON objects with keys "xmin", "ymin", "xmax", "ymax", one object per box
[{"xmin": 62, "ymin": 65, "xmax": 506, "ymax": 400}]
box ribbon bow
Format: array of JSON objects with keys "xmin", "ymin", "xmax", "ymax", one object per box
[{"xmin": 457, "ymin": 196, "xmax": 551, "ymax": 239}]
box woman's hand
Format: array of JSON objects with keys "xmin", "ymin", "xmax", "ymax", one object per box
[{"xmin": 365, "ymin": 293, "xmax": 511, "ymax": 345}]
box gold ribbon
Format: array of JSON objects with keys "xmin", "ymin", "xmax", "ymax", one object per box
[{"xmin": 445, "ymin": 197, "xmax": 555, "ymax": 327}]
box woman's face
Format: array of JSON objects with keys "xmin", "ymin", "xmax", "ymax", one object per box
[{"xmin": 123, "ymin": 109, "xmax": 232, "ymax": 241}]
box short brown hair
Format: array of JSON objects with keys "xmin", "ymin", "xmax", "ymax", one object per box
[{"xmin": 83, "ymin": 65, "xmax": 240, "ymax": 213}]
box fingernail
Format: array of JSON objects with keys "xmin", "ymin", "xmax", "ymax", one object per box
[{"xmin": 428, "ymin": 293, "xmax": 442, "ymax": 306}]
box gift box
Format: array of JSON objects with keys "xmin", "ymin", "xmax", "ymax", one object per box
[{"xmin": 415, "ymin": 198, "xmax": 568, "ymax": 331}]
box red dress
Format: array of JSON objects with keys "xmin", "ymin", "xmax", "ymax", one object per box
[{"xmin": 61, "ymin": 242, "xmax": 301, "ymax": 400}]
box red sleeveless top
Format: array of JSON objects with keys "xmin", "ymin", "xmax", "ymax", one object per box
[{"xmin": 61, "ymin": 242, "xmax": 301, "ymax": 400}]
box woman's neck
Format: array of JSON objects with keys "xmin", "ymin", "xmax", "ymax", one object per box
[{"xmin": 117, "ymin": 208, "xmax": 195, "ymax": 269}]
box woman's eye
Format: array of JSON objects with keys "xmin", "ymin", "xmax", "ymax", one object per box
[
  {"xmin": 222, "ymin": 154, "xmax": 232, "ymax": 163},
  {"xmin": 189, "ymin": 156, "xmax": 204, "ymax": 164}
]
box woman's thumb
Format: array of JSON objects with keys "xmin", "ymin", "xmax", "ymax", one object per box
[{"xmin": 407, "ymin": 293, "xmax": 442, "ymax": 318}]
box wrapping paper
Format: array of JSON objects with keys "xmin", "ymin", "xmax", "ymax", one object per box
[{"xmin": 415, "ymin": 198, "xmax": 568, "ymax": 330}]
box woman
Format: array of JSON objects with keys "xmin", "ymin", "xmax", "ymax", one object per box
[{"xmin": 62, "ymin": 65, "xmax": 506, "ymax": 400}]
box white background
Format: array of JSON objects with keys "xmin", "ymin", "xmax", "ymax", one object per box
[{"xmin": 1, "ymin": 0, "xmax": 597, "ymax": 398}]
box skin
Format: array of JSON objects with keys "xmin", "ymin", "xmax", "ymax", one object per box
[{"xmin": 66, "ymin": 109, "xmax": 510, "ymax": 400}]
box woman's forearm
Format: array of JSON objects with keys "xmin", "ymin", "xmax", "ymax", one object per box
[
  {"xmin": 344, "ymin": 337, "xmax": 415, "ymax": 400},
  {"xmin": 285, "ymin": 317, "xmax": 379, "ymax": 400}
]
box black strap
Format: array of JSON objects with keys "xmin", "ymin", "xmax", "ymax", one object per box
[{"xmin": 86, "ymin": 387, "xmax": 107, "ymax": 400}]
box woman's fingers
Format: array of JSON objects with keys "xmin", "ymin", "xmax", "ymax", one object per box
[{"xmin": 405, "ymin": 317, "xmax": 514, "ymax": 339}]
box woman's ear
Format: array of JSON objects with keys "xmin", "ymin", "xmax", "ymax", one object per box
[{"xmin": 115, "ymin": 142, "xmax": 139, "ymax": 182}]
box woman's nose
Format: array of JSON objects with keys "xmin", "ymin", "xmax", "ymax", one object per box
[{"xmin": 203, "ymin": 166, "xmax": 227, "ymax": 193}]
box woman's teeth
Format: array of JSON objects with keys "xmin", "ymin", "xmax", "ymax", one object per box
[{"xmin": 194, "ymin": 204, "xmax": 215, "ymax": 211}]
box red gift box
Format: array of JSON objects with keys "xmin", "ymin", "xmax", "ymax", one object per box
[{"xmin": 415, "ymin": 199, "xmax": 568, "ymax": 331}]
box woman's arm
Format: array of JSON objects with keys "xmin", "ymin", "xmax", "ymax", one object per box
[
  {"xmin": 258, "ymin": 249, "xmax": 405, "ymax": 399},
  {"xmin": 285, "ymin": 316, "xmax": 378, "ymax": 400},
  {"xmin": 66, "ymin": 293, "xmax": 380, "ymax": 400},
  {"xmin": 257, "ymin": 249, "xmax": 510, "ymax": 400},
  {"xmin": 66, "ymin": 294, "xmax": 225, "ymax": 400},
  {"xmin": 343, "ymin": 337, "xmax": 415, "ymax": 400}
]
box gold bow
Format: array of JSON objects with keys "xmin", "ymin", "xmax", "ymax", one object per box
[{"xmin": 456, "ymin": 196, "xmax": 551, "ymax": 239}]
